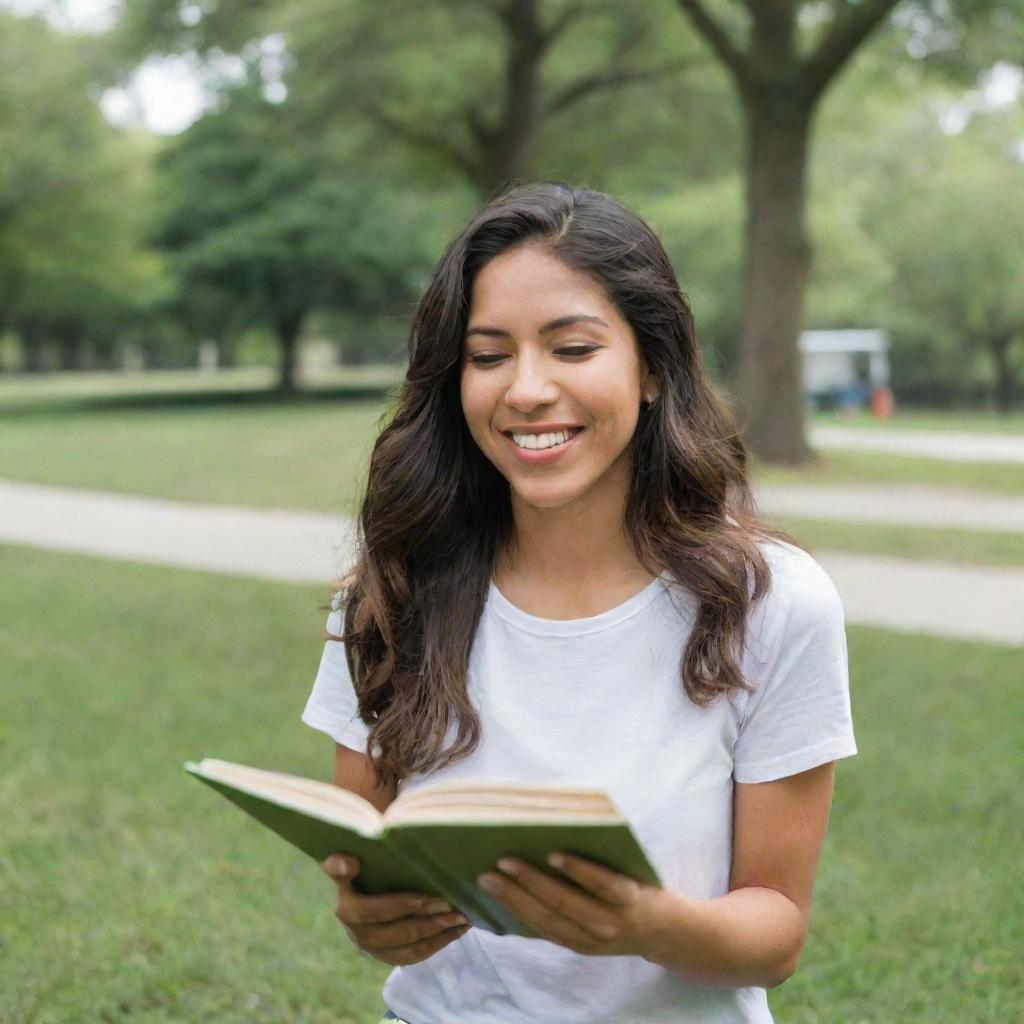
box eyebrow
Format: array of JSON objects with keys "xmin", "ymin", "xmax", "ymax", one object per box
[{"xmin": 463, "ymin": 313, "xmax": 608, "ymax": 341}]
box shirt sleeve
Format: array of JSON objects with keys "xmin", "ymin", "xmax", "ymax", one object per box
[
  {"xmin": 732, "ymin": 549, "xmax": 858, "ymax": 784},
  {"xmin": 300, "ymin": 597, "xmax": 373, "ymax": 752}
]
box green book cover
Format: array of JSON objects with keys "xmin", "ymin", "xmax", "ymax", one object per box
[{"xmin": 184, "ymin": 758, "xmax": 663, "ymax": 938}]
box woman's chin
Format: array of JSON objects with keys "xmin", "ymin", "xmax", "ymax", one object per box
[{"xmin": 509, "ymin": 482, "xmax": 587, "ymax": 512}]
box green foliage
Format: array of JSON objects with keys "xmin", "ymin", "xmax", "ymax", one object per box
[
  {"xmin": 869, "ymin": 114, "xmax": 1024, "ymax": 406},
  {"xmin": 640, "ymin": 179, "xmax": 745, "ymax": 377},
  {"xmin": 0, "ymin": 13, "xmax": 155, "ymax": 361},
  {"xmin": 151, "ymin": 81, "xmax": 459, "ymax": 378},
  {"xmin": 805, "ymin": 34, "xmax": 1024, "ymax": 407}
]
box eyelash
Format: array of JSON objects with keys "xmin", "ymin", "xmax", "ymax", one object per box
[{"xmin": 468, "ymin": 345, "xmax": 598, "ymax": 366}]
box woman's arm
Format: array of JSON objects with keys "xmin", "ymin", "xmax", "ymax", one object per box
[
  {"xmin": 642, "ymin": 761, "xmax": 837, "ymax": 989},
  {"xmin": 333, "ymin": 742, "xmax": 397, "ymax": 814}
]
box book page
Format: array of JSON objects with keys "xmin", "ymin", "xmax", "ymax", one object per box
[
  {"xmin": 193, "ymin": 759, "xmax": 383, "ymax": 834},
  {"xmin": 385, "ymin": 780, "xmax": 623, "ymax": 826}
]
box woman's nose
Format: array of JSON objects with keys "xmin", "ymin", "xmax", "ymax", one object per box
[{"xmin": 504, "ymin": 354, "xmax": 559, "ymax": 410}]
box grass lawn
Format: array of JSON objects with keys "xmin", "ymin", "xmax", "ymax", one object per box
[
  {"xmin": 0, "ymin": 398, "xmax": 390, "ymax": 515},
  {"xmin": 2, "ymin": 545, "xmax": 1021, "ymax": 1023},
  {"xmin": 0, "ymin": 365, "xmax": 405, "ymax": 411},
  {"xmin": 779, "ymin": 518, "xmax": 1024, "ymax": 569},
  {"xmin": 752, "ymin": 449, "xmax": 1024, "ymax": 498},
  {"xmin": 3, "ymin": 390, "xmax": 1024, "ymax": 519},
  {"xmin": 810, "ymin": 409, "xmax": 1024, "ymax": 435}
]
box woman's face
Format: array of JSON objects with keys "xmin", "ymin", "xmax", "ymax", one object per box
[{"xmin": 460, "ymin": 245, "xmax": 659, "ymax": 514}]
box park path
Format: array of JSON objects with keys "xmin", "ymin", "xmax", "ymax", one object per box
[
  {"xmin": 2, "ymin": 477, "xmax": 1021, "ymax": 646},
  {"xmin": 809, "ymin": 425, "xmax": 1024, "ymax": 464}
]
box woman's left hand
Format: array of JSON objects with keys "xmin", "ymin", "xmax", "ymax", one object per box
[{"xmin": 477, "ymin": 851, "xmax": 670, "ymax": 957}]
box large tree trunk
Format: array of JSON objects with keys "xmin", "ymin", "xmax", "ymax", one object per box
[
  {"xmin": 472, "ymin": 0, "xmax": 542, "ymax": 197},
  {"xmin": 274, "ymin": 311, "xmax": 304, "ymax": 395},
  {"xmin": 674, "ymin": 0, "xmax": 898, "ymax": 464},
  {"xmin": 735, "ymin": 92, "xmax": 814, "ymax": 463}
]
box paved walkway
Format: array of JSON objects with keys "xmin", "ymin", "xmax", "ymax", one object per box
[
  {"xmin": 0, "ymin": 478, "xmax": 356, "ymax": 586},
  {"xmin": 809, "ymin": 425, "xmax": 1024, "ymax": 464},
  {"xmin": 3, "ymin": 478, "xmax": 1022, "ymax": 646}
]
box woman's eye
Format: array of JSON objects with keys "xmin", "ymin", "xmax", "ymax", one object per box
[{"xmin": 467, "ymin": 345, "xmax": 597, "ymax": 367}]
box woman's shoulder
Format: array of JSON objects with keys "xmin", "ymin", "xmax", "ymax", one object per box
[
  {"xmin": 756, "ymin": 536, "xmax": 837, "ymax": 596},
  {"xmin": 743, "ymin": 537, "xmax": 845, "ymax": 662}
]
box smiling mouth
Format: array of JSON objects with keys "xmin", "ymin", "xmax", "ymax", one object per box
[{"xmin": 503, "ymin": 427, "xmax": 585, "ymax": 451}]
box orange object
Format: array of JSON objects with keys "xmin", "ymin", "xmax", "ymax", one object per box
[{"xmin": 870, "ymin": 385, "xmax": 894, "ymax": 418}]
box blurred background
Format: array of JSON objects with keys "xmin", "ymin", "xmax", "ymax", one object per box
[{"xmin": 1, "ymin": 1, "xmax": 1021, "ymax": 1021}]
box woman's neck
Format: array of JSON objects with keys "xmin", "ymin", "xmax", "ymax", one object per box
[{"xmin": 497, "ymin": 486, "xmax": 651, "ymax": 596}]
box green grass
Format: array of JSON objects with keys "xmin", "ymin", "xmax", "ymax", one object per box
[
  {"xmin": 0, "ymin": 364, "xmax": 404, "ymax": 411},
  {"xmin": 810, "ymin": 409, "xmax": 1024, "ymax": 434},
  {"xmin": 778, "ymin": 518, "xmax": 1024, "ymax": 569},
  {"xmin": 0, "ymin": 545, "xmax": 390, "ymax": 1024},
  {"xmin": 754, "ymin": 449, "xmax": 1024, "ymax": 497},
  {"xmin": 1, "ymin": 544, "xmax": 1021, "ymax": 1022},
  {"xmin": 0, "ymin": 398, "xmax": 389, "ymax": 516},
  {"xmin": 3, "ymin": 389, "xmax": 1024, "ymax": 515}
]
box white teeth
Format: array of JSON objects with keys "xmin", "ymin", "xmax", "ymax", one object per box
[{"xmin": 510, "ymin": 429, "xmax": 579, "ymax": 450}]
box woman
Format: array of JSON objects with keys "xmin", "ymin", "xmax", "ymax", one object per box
[{"xmin": 301, "ymin": 182, "xmax": 857, "ymax": 1024}]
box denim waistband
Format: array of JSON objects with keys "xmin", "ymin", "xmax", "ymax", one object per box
[{"xmin": 379, "ymin": 1011, "xmax": 411, "ymax": 1024}]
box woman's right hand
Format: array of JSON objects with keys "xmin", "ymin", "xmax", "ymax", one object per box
[{"xmin": 321, "ymin": 853, "xmax": 471, "ymax": 966}]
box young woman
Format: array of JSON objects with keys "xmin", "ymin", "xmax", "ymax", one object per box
[{"xmin": 301, "ymin": 182, "xmax": 857, "ymax": 1024}]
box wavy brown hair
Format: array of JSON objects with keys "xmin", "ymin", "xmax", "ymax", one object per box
[{"xmin": 324, "ymin": 181, "xmax": 806, "ymax": 791}]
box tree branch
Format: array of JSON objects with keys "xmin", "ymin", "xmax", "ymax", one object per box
[
  {"xmin": 464, "ymin": 103, "xmax": 496, "ymax": 151},
  {"xmin": 799, "ymin": 0, "xmax": 899, "ymax": 103},
  {"xmin": 542, "ymin": 60, "xmax": 693, "ymax": 118},
  {"xmin": 354, "ymin": 96, "xmax": 480, "ymax": 181},
  {"xmin": 539, "ymin": 0, "xmax": 589, "ymax": 49},
  {"xmin": 675, "ymin": 0, "xmax": 749, "ymax": 84}
]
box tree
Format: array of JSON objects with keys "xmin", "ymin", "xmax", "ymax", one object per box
[
  {"xmin": 290, "ymin": 0, "xmax": 704, "ymax": 198},
  {"xmin": 870, "ymin": 118, "xmax": 1024, "ymax": 412},
  {"xmin": 0, "ymin": 13, "xmax": 151, "ymax": 371},
  {"xmin": 151, "ymin": 82, "xmax": 445, "ymax": 392},
  {"xmin": 115, "ymin": 0, "xmax": 708, "ymax": 199},
  {"xmin": 671, "ymin": 0, "xmax": 1019, "ymax": 460}
]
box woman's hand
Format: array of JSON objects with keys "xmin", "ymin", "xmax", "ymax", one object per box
[
  {"xmin": 322, "ymin": 853, "xmax": 471, "ymax": 966},
  {"xmin": 477, "ymin": 851, "xmax": 671, "ymax": 958}
]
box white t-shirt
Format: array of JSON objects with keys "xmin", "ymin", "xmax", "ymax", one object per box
[{"xmin": 301, "ymin": 538, "xmax": 857, "ymax": 1024}]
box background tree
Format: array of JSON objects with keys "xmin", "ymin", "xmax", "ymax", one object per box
[
  {"xmin": 0, "ymin": 13, "xmax": 152, "ymax": 372},
  {"xmin": 151, "ymin": 80, "xmax": 450, "ymax": 392},
  {"xmin": 115, "ymin": 0, "xmax": 713, "ymax": 199},
  {"xmin": 870, "ymin": 114, "xmax": 1024, "ymax": 412},
  {"xmin": 671, "ymin": 0, "xmax": 1017, "ymax": 461}
]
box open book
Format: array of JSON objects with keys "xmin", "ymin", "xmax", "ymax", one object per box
[{"xmin": 184, "ymin": 757, "xmax": 663, "ymax": 937}]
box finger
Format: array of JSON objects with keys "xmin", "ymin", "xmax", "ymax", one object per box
[
  {"xmin": 339, "ymin": 889, "xmax": 455, "ymax": 927},
  {"xmin": 495, "ymin": 856, "xmax": 629, "ymax": 929},
  {"xmin": 479, "ymin": 865, "xmax": 616, "ymax": 945},
  {"xmin": 321, "ymin": 853, "xmax": 361, "ymax": 881},
  {"xmin": 356, "ymin": 910, "xmax": 470, "ymax": 951},
  {"xmin": 544, "ymin": 852, "xmax": 643, "ymax": 907},
  {"xmin": 380, "ymin": 923, "xmax": 472, "ymax": 967}
]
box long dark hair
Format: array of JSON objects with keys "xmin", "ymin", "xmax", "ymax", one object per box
[{"xmin": 325, "ymin": 181, "xmax": 805, "ymax": 791}]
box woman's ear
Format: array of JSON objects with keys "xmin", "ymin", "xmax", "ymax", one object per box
[{"xmin": 642, "ymin": 371, "xmax": 662, "ymax": 403}]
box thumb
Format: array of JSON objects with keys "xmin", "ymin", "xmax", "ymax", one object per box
[{"xmin": 321, "ymin": 853, "xmax": 361, "ymax": 881}]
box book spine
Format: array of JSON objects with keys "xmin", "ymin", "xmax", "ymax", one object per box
[{"xmin": 387, "ymin": 829, "xmax": 506, "ymax": 934}]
